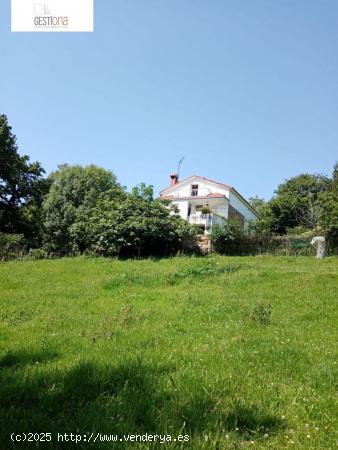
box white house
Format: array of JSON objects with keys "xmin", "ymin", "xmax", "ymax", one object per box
[{"xmin": 160, "ymin": 174, "xmax": 258, "ymax": 234}]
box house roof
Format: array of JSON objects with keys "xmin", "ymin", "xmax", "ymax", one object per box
[
  {"xmin": 160, "ymin": 174, "xmax": 258, "ymax": 216},
  {"xmin": 159, "ymin": 175, "xmax": 231, "ymax": 194},
  {"xmin": 161, "ymin": 193, "xmax": 227, "ymax": 201},
  {"xmin": 230, "ymin": 187, "xmax": 258, "ymax": 216}
]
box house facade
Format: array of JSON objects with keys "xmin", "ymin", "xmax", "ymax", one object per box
[{"xmin": 160, "ymin": 174, "xmax": 257, "ymax": 234}]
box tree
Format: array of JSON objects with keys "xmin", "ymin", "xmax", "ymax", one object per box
[
  {"xmin": 267, "ymin": 174, "xmax": 330, "ymax": 233},
  {"xmin": 19, "ymin": 177, "xmax": 51, "ymax": 246},
  {"xmin": 318, "ymin": 163, "xmax": 338, "ymax": 250},
  {"xmin": 71, "ymin": 183, "xmax": 196, "ymax": 257},
  {"xmin": 131, "ymin": 182, "xmax": 154, "ymax": 202},
  {"xmin": 247, "ymin": 196, "xmax": 276, "ymax": 233},
  {"xmin": 248, "ymin": 196, "xmax": 268, "ymax": 217},
  {"xmin": 43, "ymin": 164, "xmax": 125, "ymax": 253},
  {"xmin": 0, "ymin": 114, "xmax": 46, "ymax": 237}
]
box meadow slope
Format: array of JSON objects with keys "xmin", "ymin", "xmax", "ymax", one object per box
[{"xmin": 0, "ymin": 256, "xmax": 337, "ymax": 449}]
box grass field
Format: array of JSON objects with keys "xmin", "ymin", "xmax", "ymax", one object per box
[{"xmin": 0, "ymin": 256, "xmax": 337, "ymax": 449}]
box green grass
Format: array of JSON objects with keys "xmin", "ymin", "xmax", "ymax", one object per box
[{"xmin": 0, "ymin": 256, "xmax": 337, "ymax": 449}]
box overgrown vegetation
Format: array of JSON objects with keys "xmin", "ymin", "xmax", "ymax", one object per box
[
  {"xmin": 0, "ymin": 233, "xmax": 25, "ymax": 260},
  {"xmin": 1, "ymin": 114, "xmax": 337, "ymax": 259},
  {"xmin": 212, "ymin": 167, "xmax": 338, "ymax": 256},
  {"xmin": 0, "ymin": 114, "xmax": 50, "ymax": 246},
  {"xmin": 0, "ymin": 256, "xmax": 337, "ymax": 449},
  {"xmin": 211, "ymin": 221, "xmax": 319, "ymax": 256},
  {"xmin": 0, "ymin": 115, "xmax": 196, "ymax": 258},
  {"xmin": 247, "ymin": 168, "xmax": 338, "ymax": 254}
]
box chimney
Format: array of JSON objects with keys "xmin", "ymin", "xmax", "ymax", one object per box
[{"xmin": 170, "ymin": 173, "xmax": 179, "ymax": 186}]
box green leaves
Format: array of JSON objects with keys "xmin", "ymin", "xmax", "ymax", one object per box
[
  {"xmin": 42, "ymin": 165, "xmax": 125, "ymax": 254},
  {"xmin": 211, "ymin": 220, "xmax": 246, "ymax": 255},
  {"xmin": 43, "ymin": 173, "xmax": 196, "ymax": 257},
  {"xmin": 0, "ymin": 114, "xmax": 46, "ymax": 240},
  {"xmin": 252, "ymin": 169, "xmax": 337, "ymax": 236},
  {"xmin": 75, "ymin": 189, "xmax": 196, "ymax": 257}
]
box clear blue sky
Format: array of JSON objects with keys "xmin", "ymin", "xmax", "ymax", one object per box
[{"xmin": 1, "ymin": 0, "xmax": 337, "ymax": 200}]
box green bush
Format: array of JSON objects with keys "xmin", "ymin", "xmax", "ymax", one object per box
[
  {"xmin": 326, "ymin": 229, "xmax": 338, "ymax": 255},
  {"xmin": 211, "ymin": 220, "xmax": 246, "ymax": 255},
  {"xmin": 71, "ymin": 192, "xmax": 198, "ymax": 258},
  {"xmin": 211, "ymin": 221, "xmax": 316, "ymax": 256},
  {"xmin": 26, "ymin": 248, "xmax": 48, "ymax": 260},
  {"xmin": 0, "ymin": 233, "xmax": 26, "ymax": 261}
]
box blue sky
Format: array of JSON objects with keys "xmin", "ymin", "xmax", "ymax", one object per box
[{"xmin": 1, "ymin": 0, "xmax": 337, "ymax": 200}]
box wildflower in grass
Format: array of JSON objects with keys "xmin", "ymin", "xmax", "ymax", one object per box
[
  {"xmin": 264, "ymin": 433, "xmax": 269, "ymax": 438},
  {"xmin": 306, "ymin": 435, "xmax": 311, "ymax": 438}
]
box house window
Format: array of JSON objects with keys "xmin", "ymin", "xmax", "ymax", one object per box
[
  {"xmin": 195, "ymin": 205, "xmax": 204, "ymax": 212},
  {"xmin": 191, "ymin": 184, "xmax": 199, "ymax": 196}
]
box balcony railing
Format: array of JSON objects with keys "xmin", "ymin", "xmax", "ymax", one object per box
[
  {"xmin": 188, "ymin": 213, "xmax": 225, "ymax": 233},
  {"xmin": 164, "ymin": 188, "xmax": 218, "ymax": 198}
]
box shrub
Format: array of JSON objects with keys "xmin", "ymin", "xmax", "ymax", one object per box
[
  {"xmin": 0, "ymin": 233, "xmax": 26, "ymax": 261},
  {"xmin": 71, "ymin": 193, "xmax": 198, "ymax": 258},
  {"xmin": 326, "ymin": 229, "xmax": 338, "ymax": 255},
  {"xmin": 211, "ymin": 220, "xmax": 246, "ymax": 255},
  {"xmin": 211, "ymin": 221, "xmax": 317, "ymax": 256},
  {"xmin": 26, "ymin": 248, "xmax": 48, "ymax": 260}
]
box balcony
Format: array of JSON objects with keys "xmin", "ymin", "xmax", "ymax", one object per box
[
  {"xmin": 163, "ymin": 188, "xmax": 222, "ymax": 199},
  {"xmin": 188, "ymin": 213, "xmax": 225, "ymax": 234}
]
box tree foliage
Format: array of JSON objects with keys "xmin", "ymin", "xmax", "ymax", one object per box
[
  {"xmin": 259, "ymin": 173, "xmax": 331, "ymax": 233},
  {"xmin": 1, "ymin": 113, "xmax": 337, "ymax": 257},
  {"xmin": 71, "ymin": 184, "xmax": 196, "ymax": 257},
  {"xmin": 211, "ymin": 219, "xmax": 246, "ymax": 255},
  {"xmin": 43, "ymin": 164, "xmax": 125, "ymax": 253},
  {"xmin": 0, "ymin": 114, "xmax": 47, "ymax": 239},
  {"xmin": 248, "ymin": 196, "xmax": 265, "ymax": 216},
  {"xmin": 318, "ymin": 163, "xmax": 338, "ymax": 250}
]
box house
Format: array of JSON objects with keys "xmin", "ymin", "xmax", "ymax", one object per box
[{"xmin": 160, "ymin": 174, "xmax": 258, "ymax": 234}]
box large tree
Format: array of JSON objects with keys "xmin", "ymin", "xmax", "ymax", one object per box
[
  {"xmin": 0, "ymin": 114, "xmax": 46, "ymax": 237},
  {"xmin": 70, "ymin": 183, "xmax": 196, "ymax": 257},
  {"xmin": 42, "ymin": 164, "xmax": 125, "ymax": 253},
  {"xmin": 267, "ymin": 173, "xmax": 330, "ymax": 233}
]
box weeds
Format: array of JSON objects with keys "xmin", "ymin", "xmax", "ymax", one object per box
[
  {"xmin": 251, "ymin": 303, "xmax": 272, "ymax": 325},
  {"xmin": 166, "ymin": 261, "xmax": 240, "ymax": 285}
]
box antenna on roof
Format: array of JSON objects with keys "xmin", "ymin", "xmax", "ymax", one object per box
[{"xmin": 177, "ymin": 156, "xmax": 184, "ymax": 178}]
